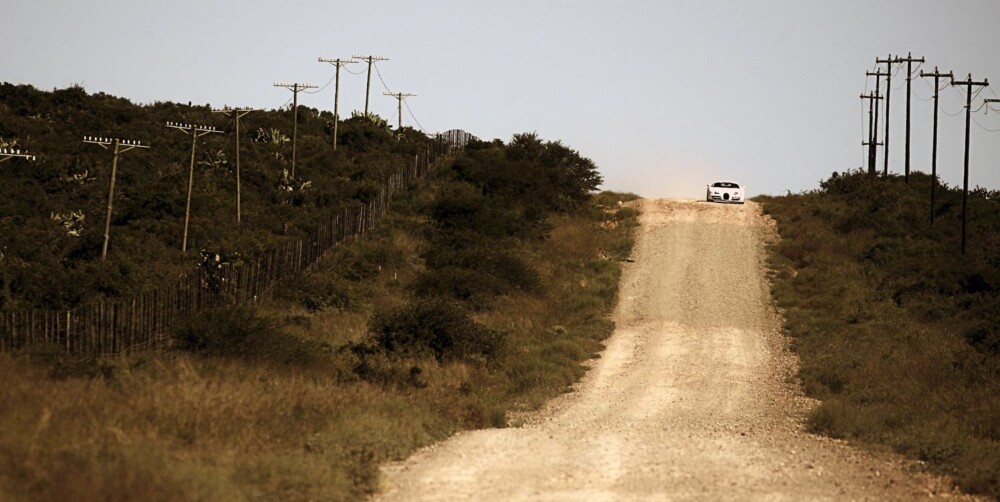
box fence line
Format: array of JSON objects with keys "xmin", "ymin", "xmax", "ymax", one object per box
[{"xmin": 1, "ymin": 147, "xmax": 448, "ymax": 355}]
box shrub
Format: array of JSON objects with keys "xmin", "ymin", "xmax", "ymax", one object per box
[
  {"xmin": 368, "ymin": 299, "xmax": 505, "ymax": 363},
  {"xmin": 299, "ymin": 274, "xmax": 354, "ymax": 312},
  {"xmin": 173, "ymin": 305, "xmax": 319, "ymax": 365}
]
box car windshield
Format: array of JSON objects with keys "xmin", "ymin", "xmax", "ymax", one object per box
[{"xmin": 712, "ymin": 182, "xmax": 739, "ymax": 188}]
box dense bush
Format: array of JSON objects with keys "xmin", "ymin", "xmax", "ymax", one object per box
[
  {"xmin": 173, "ymin": 305, "xmax": 319, "ymax": 365},
  {"xmin": 0, "ymin": 83, "xmax": 438, "ymax": 310},
  {"xmin": 369, "ymin": 299, "xmax": 505, "ymax": 363}
]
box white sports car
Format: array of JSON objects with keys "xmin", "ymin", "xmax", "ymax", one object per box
[{"xmin": 706, "ymin": 181, "xmax": 745, "ymax": 204}]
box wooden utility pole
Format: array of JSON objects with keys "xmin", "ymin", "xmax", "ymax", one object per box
[
  {"xmin": 896, "ymin": 52, "xmax": 925, "ymax": 183},
  {"xmin": 273, "ymin": 82, "xmax": 317, "ymax": 178},
  {"xmin": 0, "ymin": 148, "xmax": 36, "ymax": 163},
  {"xmin": 920, "ymin": 67, "xmax": 953, "ymax": 225},
  {"xmin": 352, "ymin": 54, "xmax": 388, "ymax": 116},
  {"xmin": 166, "ymin": 122, "xmax": 222, "ymax": 254},
  {"xmin": 83, "ymin": 137, "xmax": 149, "ymax": 259},
  {"xmin": 876, "ymin": 55, "xmax": 897, "ymax": 176},
  {"xmin": 383, "ymin": 91, "xmax": 416, "ymax": 131},
  {"xmin": 950, "ymin": 74, "xmax": 989, "ymax": 255},
  {"xmin": 867, "ymin": 67, "xmax": 890, "ymax": 174},
  {"xmin": 318, "ymin": 57, "xmax": 357, "ymax": 151},
  {"xmin": 212, "ymin": 107, "xmax": 256, "ymax": 225},
  {"xmin": 860, "ymin": 92, "xmax": 883, "ymax": 175}
]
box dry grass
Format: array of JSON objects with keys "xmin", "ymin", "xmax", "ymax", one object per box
[
  {"xmin": 0, "ymin": 191, "xmax": 638, "ymax": 501},
  {"xmin": 759, "ymin": 172, "xmax": 1000, "ymax": 498}
]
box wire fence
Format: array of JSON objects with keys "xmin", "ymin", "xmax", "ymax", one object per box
[{"xmin": 1, "ymin": 146, "xmax": 450, "ymax": 355}]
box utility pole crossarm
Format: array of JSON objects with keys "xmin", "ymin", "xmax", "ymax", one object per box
[
  {"xmin": 318, "ymin": 57, "xmax": 357, "ymax": 67},
  {"xmin": 83, "ymin": 136, "xmax": 150, "ymax": 152},
  {"xmin": 0, "ymin": 148, "xmax": 38, "ymax": 163}
]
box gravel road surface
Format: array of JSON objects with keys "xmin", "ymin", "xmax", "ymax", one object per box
[{"xmin": 375, "ymin": 199, "xmax": 973, "ymax": 501}]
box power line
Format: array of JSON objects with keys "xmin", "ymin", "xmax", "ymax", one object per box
[
  {"xmin": 972, "ymin": 113, "xmax": 1000, "ymax": 132},
  {"xmin": 373, "ymin": 61, "xmax": 393, "ymax": 94},
  {"xmin": 403, "ymin": 99, "xmax": 426, "ymax": 133},
  {"xmin": 303, "ymin": 74, "xmax": 336, "ymax": 95},
  {"xmin": 383, "ymin": 91, "xmax": 416, "ymax": 130}
]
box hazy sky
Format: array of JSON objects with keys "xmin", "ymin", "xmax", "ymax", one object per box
[{"xmin": 4, "ymin": 1, "xmax": 1000, "ymax": 197}]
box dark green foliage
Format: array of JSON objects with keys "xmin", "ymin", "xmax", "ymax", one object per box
[
  {"xmin": 173, "ymin": 305, "xmax": 319, "ymax": 365},
  {"xmin": 0, "ymin": 82, "xmax": 439, "ymax": 310},
  {"xmin": 369, "ymin": 299, "xmax": 505, "ymax": 363},
  {"xmin": 361, "ymin": 132, "xmax": 607, "ymax": 365},
  {"xmin": 761, "ymin": 170, "xmax": 1000, "ymax": 497}
]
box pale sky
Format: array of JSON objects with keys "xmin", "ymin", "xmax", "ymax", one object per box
[{"xmin": 3, "ymin": 0, "xmax": 1000, "ymax": 197}]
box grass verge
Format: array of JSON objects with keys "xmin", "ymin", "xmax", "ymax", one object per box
[{"xmin": 758, "ymin": 171, "xmax": 1000, "ymax": 497}]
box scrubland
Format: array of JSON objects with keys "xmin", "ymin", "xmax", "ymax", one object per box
[
  {"xmin": 0, "ymin": 135, "xmax": 638, "ymax": 500},
  {"xmin": 759, "ymin": 171, "xmax": 1000, "ymax": 497}
]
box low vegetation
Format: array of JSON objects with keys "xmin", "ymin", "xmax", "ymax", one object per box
[
  {"xmin": 0, "ymin": 97, "xmax": 640, "ymax": 500},
  {"xmin": 759, "ymin": 171, "xmax": 1000, "ymax": 497}
]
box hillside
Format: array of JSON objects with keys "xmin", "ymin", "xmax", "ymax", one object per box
[
  {"xmin": 0, "ymin": 82, "xmax": 434, "ymax": 310},
  {"xmin": 758, "ymin": 171, "xmax": 1000, "ymax": 497},
  {"xmin": 0, "ymin": 84, "xmax": 639, "ymax": 500}
]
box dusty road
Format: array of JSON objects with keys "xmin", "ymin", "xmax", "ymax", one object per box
[{"xmin": 376, "ymin": 199, "xmax": 969, "ymax": 501}]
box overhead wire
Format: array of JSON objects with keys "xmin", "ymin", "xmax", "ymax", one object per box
[
  {"xmin": 404, "ymin": 99, "xmax": 426, "ymax": 133},
  {"xmin": 303, "ymin": 74, "xmax": 336, "ymax": 95},
  {"xmin": 344, "ymin": 64, "xmax": 367, "ymax": 75},
  {"xmin": 372, "ymin": 62, "xmax": 393, "ymax": 94},
  {"xmin": 372, "ymin": 61, "xmax": 430, "ymax": 132},
  {"xmin": 972, "ymin": 114, "xmax": 1000, "ymax": 132}
]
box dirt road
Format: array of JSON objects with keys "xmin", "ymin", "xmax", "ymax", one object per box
[{"xmin": 376, "ymin": 199, "xmax": 969, "ymax": 501}]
